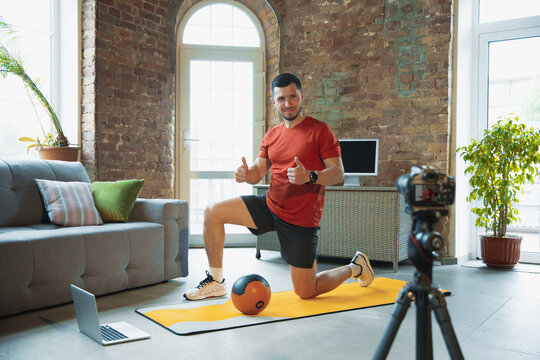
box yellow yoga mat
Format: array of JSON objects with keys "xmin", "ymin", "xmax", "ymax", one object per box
[{"xmin": 136, "ymin": 277, "xmax": 408, "ymax": 335}]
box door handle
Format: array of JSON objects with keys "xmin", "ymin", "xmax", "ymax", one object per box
[
  {"xmin": 183, "ymin": 130, "xmax": 199, "ymax": 142},
  {"xmin": 183, "ymin": 130, "xmax": 200, "ymax": 152}
]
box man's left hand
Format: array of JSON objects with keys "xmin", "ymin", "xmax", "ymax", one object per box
[{"xmin": 287, "ymin": 156, "xmax": 309, "ymax": 185}]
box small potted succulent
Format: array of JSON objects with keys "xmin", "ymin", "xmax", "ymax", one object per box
[
  {"xmin": 0, "ymin": 17, "xmax": 78, "ymax": 161},
  {"xmin": 457, "ymin": 114, "xmax": 540, "ymax": 268}
]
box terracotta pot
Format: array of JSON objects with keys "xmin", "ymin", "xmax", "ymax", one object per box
[
  {"xmin": 38, "ymin": 146, "xmax": 80, "ymax": 162},
  {"xmin": 480, "ymin": 234, "xmax": 522, "ymax": 269}
]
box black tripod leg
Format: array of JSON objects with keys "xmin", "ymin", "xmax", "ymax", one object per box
[
  {"xmin": 415, "ymin": 290, "xmax": 433, "ymax": 360},
  {"xmin": 373, "ymin": 286, "xmax": 413, "ymax": 360},
  {"xmin": 430, "ymin": 291, "xmax": 464, "ymax": 360}
]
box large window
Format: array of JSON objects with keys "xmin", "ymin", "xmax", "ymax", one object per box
[
  {"xmin": 479, "ymin": 0, "xmax": 540, "ymax": 23},
  {"xmin": 466, "ymin": 1, "xmax": 540, "ymax": 263},
  {"xmin": 0, "ymin": 0, "xmax": 79, "ymax": 159},
  {"xmin": 176, "ymin": 1, "xmax": 265, "ymax": 245}
]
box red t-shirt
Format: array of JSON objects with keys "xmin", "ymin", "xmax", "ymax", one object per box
[{"xmin": 258, "ymin": 117, "xmax": 341, "ymax": 227}]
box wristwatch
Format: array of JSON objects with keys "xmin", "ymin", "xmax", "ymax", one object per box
[{"xmin": 308, "ymin": 171, "xmax": 318, "ymax": 184}]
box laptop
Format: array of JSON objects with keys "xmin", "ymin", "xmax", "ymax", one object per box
[{"xmin": 70, "ymin": 284, "xmax": 150, "ymax": 345}]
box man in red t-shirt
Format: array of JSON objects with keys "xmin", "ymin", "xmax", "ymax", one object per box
[{"xmin": 184, "ymin": 73, "xmax": 374, "ymax": 301}]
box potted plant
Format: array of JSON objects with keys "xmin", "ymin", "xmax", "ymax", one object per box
[
  {"xmin": 457, "ymin": 114, "xmax": 540, "ymax": 268},
  {"xmin": 0, "ymin": 17, "xmax": 78, "ymax": 161}
]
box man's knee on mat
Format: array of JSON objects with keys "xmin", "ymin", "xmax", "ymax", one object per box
[
  {"xmin": 294, "ymin": 286, "xmax": 317, "ymax": 300},
  {"xmin": 290, "ymin": 263, "xmax": 318, "ymax": 300}
]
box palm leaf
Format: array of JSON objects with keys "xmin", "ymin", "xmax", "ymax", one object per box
[
  {"xmin": 0, "ymin": 17, "xmax": 69, "ymax": 146},
  {"xmin": 19, "ymin": 137, "xmax": 38, "ymax": 142}
]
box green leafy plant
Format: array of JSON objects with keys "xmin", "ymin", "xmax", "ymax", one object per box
[
  {"xmin": 0, "ymin": 17, "xmax": 69, "ymax": 150},
  {"xmin": 457, "ymin": 114, "xmax": 540, "ymax": 237},
  {"xmin": 19, "ymin": 133, "xmax": 64, "ymax": 153}
]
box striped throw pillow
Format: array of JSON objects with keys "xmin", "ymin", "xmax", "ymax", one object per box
[{"xmin": 35, "ymin": 179, "xmax": 103, "ymax": 226}]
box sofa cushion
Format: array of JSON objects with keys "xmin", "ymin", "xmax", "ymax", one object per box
[
  {"xmin": 0, "ymin": 160, "xmax": 91, "ymax": 226},
  {"xmin": 92, "ymin": 179, "xmax": 145, "ymax": 222},
  {"xmin": 0, "ymin": 222, "xmax": 165, "ymax": 316},
  {"xmin": 35, "ymin": 179, "xmax": 103, "ymax": 226}
]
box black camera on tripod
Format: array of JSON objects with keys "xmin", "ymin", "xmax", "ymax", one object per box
[
  {"xmin": 374, "ymin": 166, "xmax": 464, "ymax": 360},
  {"xmin": 397, "ymin": 166, "xmax": 455, "ymax": 259},
  {"xmin": 397, "ymin": 165, "xmax": 455, "ymax": 216}
]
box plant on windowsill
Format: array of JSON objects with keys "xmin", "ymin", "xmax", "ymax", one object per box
[
  {"xmin": 457, "ymin": 114, "xmax": 540, "ymax": 268},
  {"xmin": 0, "ymin": 17, "xmax": 78, "ymax": 161}
]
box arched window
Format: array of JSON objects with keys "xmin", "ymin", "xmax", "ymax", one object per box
[
  {"xmin": 182, "ymin": 3, "xmax": 260, "ymax": 47},
  {"xmin": 176, "ymin": 1, "xmax": 265, "ymax": 244}
]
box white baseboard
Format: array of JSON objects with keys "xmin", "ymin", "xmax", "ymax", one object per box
[
  {"xmin": 189, "ymin": 233, "xmax": 257, "ymax": 248},
  {"xmin": 455, "ymin": 252, "xmax": 473, "ymax": 264}
]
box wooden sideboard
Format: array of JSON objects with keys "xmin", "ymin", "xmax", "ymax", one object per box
[{"xmin": 254, "ymin": 185, "xmax": 411, "ymax": 272}]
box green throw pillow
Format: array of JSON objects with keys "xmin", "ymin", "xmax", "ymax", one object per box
[{"xmin": 92, "ymin": 179, "xmax": 144, "ymax": 222}]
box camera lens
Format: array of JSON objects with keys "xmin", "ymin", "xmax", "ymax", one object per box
[{"xmin": 422, "ymin": 172, "xmax": 438, "ymax": 181}]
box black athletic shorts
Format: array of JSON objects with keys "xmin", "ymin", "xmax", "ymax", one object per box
[{"xmin": 241, "ymin": 194, "xmax": 319, "ymax": 269}]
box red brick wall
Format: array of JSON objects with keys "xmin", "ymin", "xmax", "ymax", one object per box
[
  {"xmin": 83, "ymin": 0, "xmax": 175, "ymax": 197},
  {"xmin": 271, "ymin": 0, "xmax": 452, "ymax": 186},
  {"xmin": 82, "ymin": 0, "xmax": 453, "ymax": 196}
]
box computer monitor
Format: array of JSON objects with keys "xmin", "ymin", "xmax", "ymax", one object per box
[{"xmin": 339, "ymin": 139, "xmax": 379, "ymax": 186}]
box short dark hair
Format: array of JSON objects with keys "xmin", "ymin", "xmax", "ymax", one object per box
[{"xmin": 271, "ymin": 73, "xmax": 302, "ymax": 97}]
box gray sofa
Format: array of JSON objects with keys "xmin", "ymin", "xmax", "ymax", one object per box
[{"xmin": 0, "ymin": 159, "xmax": 189, "ymax": 317}]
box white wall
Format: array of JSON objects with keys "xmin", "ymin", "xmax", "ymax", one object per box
[
  {"xmin": 454, "ymin": 0, "xmax": 478, "ymax": 262},
  {"xmin": 53, "ymin": 0, "xmax": 80, "ymax": 147}
]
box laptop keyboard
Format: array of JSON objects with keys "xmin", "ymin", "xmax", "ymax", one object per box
[{"xmin": 101, "ymin": 325, "xmax": 128, "ymax": 342}]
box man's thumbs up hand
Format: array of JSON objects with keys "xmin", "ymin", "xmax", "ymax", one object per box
[
  {"xmin": 287, "ymin": 156, "xmax": 308, "ymax": 185},
  {"xmin": 235, "ymin": 156, "xmax": 249, "ymax": 183}
]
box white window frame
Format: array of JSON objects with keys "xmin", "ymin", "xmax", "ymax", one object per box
[
  {"xmin": 175, "ymin": 0, "xmax": 266, "ymax": 246},
  {"xmin": 477, "ymin": 18, "xmax": 540, "ymax": 137},
  {"xmin": 477, "ymin": 19, "xmax": 540, "ymax": 264},
  {"xmin": 455, "ymin": 0, "xmax": 540, "ymax": 263},
  {"xmin": 0, "ymin": 0, "xmax": 80, "ymax": 157},
  {"xmin": 53, "ymin": 0, "xmax": 81, "ymax": 147}
]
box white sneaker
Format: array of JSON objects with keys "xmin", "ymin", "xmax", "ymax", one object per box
[
  {"xmin": 351, "ymin": 251, "xmax": 374, "ymax": 287},
  {"xmin": 183, "ymin": 271, "xmax": 227, "ymax": 300}
]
